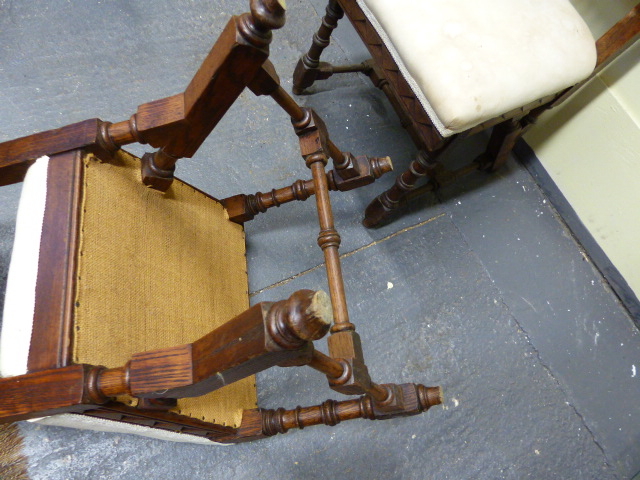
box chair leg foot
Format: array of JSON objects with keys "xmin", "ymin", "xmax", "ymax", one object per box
[
  {"xmin": 292, "ymin": 0, "xmax": 343, "ymax": 94},
  {"xmin": 292, "ymin": 56, "xmax": 319, "ymax": 95},
  {"xmin": 363, "ymin": 192, "xmax": 398, "ymax": 228},
  {"xmin": 363, "ymin": 150, "xmax": 438, "ymax": 228}
]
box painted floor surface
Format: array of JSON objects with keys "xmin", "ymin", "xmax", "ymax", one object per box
[{"xmin": 0, "ymin": 1, "xmax": 638, "ymax": 478}]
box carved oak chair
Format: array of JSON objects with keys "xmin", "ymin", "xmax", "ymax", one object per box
[
  {"xmin": 0, "ymin": 0, "xmax": 442, "ymax": 444},
  {"xmin": 293, "ymin": 1, "xmax": 640, "ymax": 227}
]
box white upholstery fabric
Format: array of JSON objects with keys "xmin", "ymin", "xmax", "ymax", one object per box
[
  {"xmin": 358, "ymin": 0, "xmax": 597, "ymax": 136},
  {"xmin": 31, "ymin": 414, "xmax": 226, "ymax": 445},
  {"xmin": 0, "ymin": 156, "xmax": 49, "ymax": 378}
]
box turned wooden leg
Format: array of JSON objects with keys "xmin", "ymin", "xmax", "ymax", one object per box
[
  {"xmin": 257, "ymin": 383, "xmax": 442, "ymax": 436},
  {"xmin": 363, "ymin": 150, "xmax": 440, "ymax": 228},
  {"xmin": 221, "ymin": 156, "xmax": 392, "ymax": 223},
  {"xmin": 476, "ymin": 118, "xmax": 524, "ymax": 172},
  {"xmin": 293, "ymin": 0, "xmax": 344, "ymax": 94}
]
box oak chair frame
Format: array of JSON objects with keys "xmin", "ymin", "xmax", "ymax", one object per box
[
  {"xmin": 293, "ymin": 1, "xmax": 640, "ymax": 227},
  {"xmin": 0, "ymin": 0, "xmax": 442, "ymax": 443}
]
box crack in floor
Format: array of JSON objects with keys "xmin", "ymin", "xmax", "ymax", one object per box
[
  {"xmin": 449, "ymin": 203, "xmax": 620, "ymax": 477},
  {"xmin": 496, "ymin": 295, "xmax": 618, "ymax": 478},
  {"xmin": 249, "ymin": 213, "xmax": 446, "ymax": 297}
]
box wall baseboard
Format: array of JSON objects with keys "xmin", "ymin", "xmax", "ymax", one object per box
[{"xmin": 515, "ymin": 139, "xmax": 640, "ymax": 325}]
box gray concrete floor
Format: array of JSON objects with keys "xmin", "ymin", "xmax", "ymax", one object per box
[{"xmin": 0, "ymin": 1, "xmax": 639, "ymax": 478}]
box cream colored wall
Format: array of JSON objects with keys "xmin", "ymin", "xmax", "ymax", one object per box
[{"xmin": 524, "ymin": 1, "xmax": 640, "ymax": 302}]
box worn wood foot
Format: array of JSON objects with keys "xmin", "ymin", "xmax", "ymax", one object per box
[
  {"xmin": 362, "ymin": 191, "xmax": 400, "ymax": 229},
  {"xmin": 363, "ymin": 150, "xmax": 439, "ymax": 228}
]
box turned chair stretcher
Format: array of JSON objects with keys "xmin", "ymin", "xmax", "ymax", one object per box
[
  {"xmin": 0, "ymin": 0, "xmax": 441, "ymax": 444},
  {"xmin": 293, "ymin": 0, "xmax": 640, "ymax": 227}
]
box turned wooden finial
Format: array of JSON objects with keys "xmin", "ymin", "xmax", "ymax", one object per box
[
  {"xmin": 267, "ymin": 289, "xmax": 333, "ymax": 350},
  {"xmin": 238, "ymin": 0, "xmax": 286, "ymax": 49},
  {"xmin": 417, "ymin": 385, "xmax": 444, "ymax": 411},
  {"xmin": 250, "ymin": 0, "xmax": 286, "ymax": 30}
]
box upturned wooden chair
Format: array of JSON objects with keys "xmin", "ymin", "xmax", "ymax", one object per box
[
  {"xmin": 0, "ymin": 0, "xmax": 442, "ymax": 444},
  {"xmin": 293, "ymin": 1, "xmax": 640, "ymax": 227}
]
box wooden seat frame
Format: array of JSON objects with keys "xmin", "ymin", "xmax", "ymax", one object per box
[
  {"xmin": 0, "ymin": 0, "xmax": 442, "ymax": 443},
  {"xmin": 293, "ymin": 1, "xmax": 640, "ymax": 227}
]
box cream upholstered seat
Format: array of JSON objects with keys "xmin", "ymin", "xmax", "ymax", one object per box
[
  {"xmin": 0, "ymin": 153, "xmax": 255, "ymax": 444},
  {"xmin": 356, "ymin": 0, "xmax": 597, "ymax": 136}
]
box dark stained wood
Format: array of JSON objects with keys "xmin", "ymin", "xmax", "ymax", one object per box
[
  {"xmin": 82, "ymin": 401, "xmax": 236, "ymax": 441},
  {"xmin": 92, "ymin": 290, "xmax": 332, "ymax": 400},
  {"xmin": 170, "ymin": 17, "xmax": 269, "ymax": 158},
  {"xmin": 482, "ymin": 119, "xmax": 524, "ymax": 173},
  {"xmin": 127, "ymin": 345, "xmax": 195, "ymax": 396},
  {"xmin": 221, "ymin": 155, "xmax": 392, "ymax": 223},
  {"xmin": 251, "ymin": 61, "xmax": 361, "ymax": 178},
  {"xmin": 308, "ymin": 349, "xmax": 388, "ymax": 402},
  {"xmin": 293, "ymin": 109, "xmax": 353, "ymax": 333},
  {"xmin": 34, "ymin": 380, "xmax": 441, "ymax": 443},
  {"xmin": 287, "ymin": 106, "xmax": 401, "ymax": 403},
  {"xmin": 0, "ymin": 365, "xmax": 101, "ymax": 422},
  {"xmin": 596, "ymin": 4, "xmax": 639, "ymax": 70},
  {"xmin": 27, "ymin": 150, "xmax": 83, "ymax": 372},
  {"xmin": 0, "ymin": 119, "xmax": 110, "ymax": 173},
  {"xmin": 363, "ymin": 149, "xmax": 441, "ymax": 228},
  {"xmin": 254, "ymin": 383, "xmax": 441, "ymax": 436},
  {"xmin": 131, "ymin": 93, "xmax": 186, "ymax": 148},
  {"xmin": 0, "ymin": 161, "xmax": 34, "ymax": 187},
  {"xmin": 292, "ymin": 0, "xmax": 344, "ymax": 95},
  {"xmin": 307, "ymin": 349, "xmax": 345, "ymax": 379}
]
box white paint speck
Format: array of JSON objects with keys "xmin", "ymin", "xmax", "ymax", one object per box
[
  {"xmin": 387, "ymin": 282, "xmax": 394, "ymax": 289},
  {"xmin": 411, "ymin": 434, "xmax": 416, "ymax": 439},
  {"xmin": 452, "ymin": 398, "xmax": 459, "ymax": 407},
  {"xmin": 534, "ymin": 449, "xmax": 540, "ymax": 455},
  {"xmin": 632, "ymin": 365, "xmax": 637, "ymax": 378}
]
